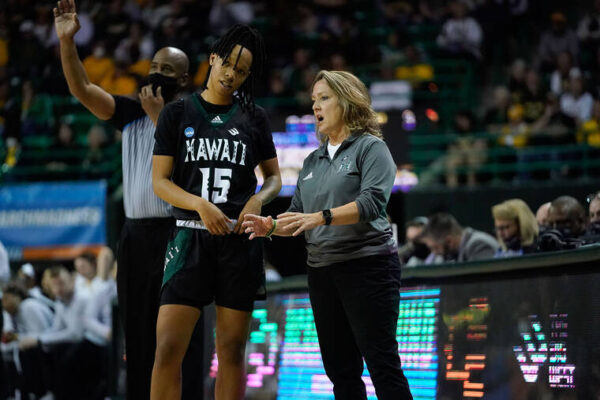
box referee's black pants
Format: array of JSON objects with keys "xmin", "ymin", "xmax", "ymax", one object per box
[
  {"xmin": 117, "ymin": 217, "xmax": 203, "ymax": 400},
  {"xmin": 307, "ymin": 253, "xmax": 413, "ymax": 400}
]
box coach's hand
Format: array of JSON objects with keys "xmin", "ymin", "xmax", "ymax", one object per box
[
  {"xmin": 277, "ymin": 211, "xmax": 322, "ymax": 237},
  {"xmin": 54, "ymin": 0, "xmax": 80, "ymax": 40},
  {"xmin": 195, "ymin": 198, "xmax": 232, "ymax": 235},
  {"xmin": 140, "ymin": 85, "xmax": 164, "ymax": 125},
  {"xmin": 234, "ymin": 195, "xmax": 262, "ymax": 234}
]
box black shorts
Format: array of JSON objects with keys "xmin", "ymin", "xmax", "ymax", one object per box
[{"xmin": 160, "ymin": 226, "xmax": 265, "ymax": 312}]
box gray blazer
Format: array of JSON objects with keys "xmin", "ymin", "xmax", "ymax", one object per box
[{"xmin": 458, "ymin": 227, "xmax": 499, "ymax": 262}]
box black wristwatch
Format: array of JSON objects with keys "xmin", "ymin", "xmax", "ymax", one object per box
[{"xmin": 322, "ymin": 209, "xmax": 333, "ymax": 225}]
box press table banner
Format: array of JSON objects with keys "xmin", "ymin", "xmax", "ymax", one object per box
[{"xmin": 0, "ymin": 181, "xmax": 106, "ymax": 260}]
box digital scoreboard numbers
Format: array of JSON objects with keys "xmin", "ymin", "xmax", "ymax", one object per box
[
  {"xmin": 513, "ymin": 313, "xmax": 575, "ymax": 389},
  {"xmin": 276, "ymin": 288, "xmax": 440, "ymax": 400}
]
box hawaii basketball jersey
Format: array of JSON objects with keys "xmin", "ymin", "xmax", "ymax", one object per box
[{"xmin": 154, "ymin": 93, "xmax": 277, "ymax": 220}]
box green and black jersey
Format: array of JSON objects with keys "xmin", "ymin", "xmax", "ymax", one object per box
[{"xmin": 154, "ymin": 93, "xmax": 277, "ymax": 220}]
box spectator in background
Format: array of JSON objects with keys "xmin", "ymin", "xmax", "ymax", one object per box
[
  {"xmin": 578, "ymin": 100, "xmax": 600, "ymax": 147},
  {"xmin": 560, "ymin": 71, "xmax": 594, "ymax": 126},
  {"xmin": 17, "ymin": 264, "xmax": 54, "ymax": 309},
  {"xmin": 18, "ymin": 266, "xmax": 90, "ymax": 400},
  {"xmin": 508, "ymin": 58, "xmax": 527, "ymax": 100},
  {"xmin": 484, "ymin": 86, "xmax": 510, "ymax": 131},
  {"xmin": 499, "ymin": 103, "xmax": 529, "ymax": 148},
  {"xmin": 115, "ymin": 21, "xmax": 155, "ymax": 64},
  {"xmin": 536, "ymin": 202, "xmax": 551, "ymax": 228},
  {"xmin": 545, "ymin": 196, "xmax": 588, "ymax": 240},
  {"xmin": 1, "ymin": 282, "xmax": 53, "ymax": 399},
  {"xmin": 2, "ymin": 283, "xmax": 53, "ymax": 337},
  {"xmin": 420, "ymin": 213, "xmax": 499, "ymax": 262},
  {"xmin": 520, "ymin": 69, "xmax": 546, "ymax": 123},
  {"xmin": 398, "ymin": 217, "xmax": 443, "ymax": 266},
  {"xmin": 209, "ymin": 0, "xmax": 254, "ymax": 35},
  {"xmin": 577, "ymin": 0, "xmax": 600, "ymax": 62},
  {"xmin": 492, "ymin": 199, "xmax": 539, "ymax": 257},
  {"xmin": 537, "ymin": 12, "xmax": 579, "ymax": 72},
  {"xmin": 587, "ymin": 191, "xmax": 600, "ymax": 234},
  {"xmin": 550, "ymin": 52, "xmax": 579, "ymax": 96},
  {"xmin": 82, "ymin": 42, "xmax": 115, "ymax": 86},
  {"xmin": 73, "ymin": 252, "xmax": 103, "ymax": 297},
  {"xmin": 436, "ymin": 0, "xmax": 483, "ymax": 60},
  {"xmin": 99, "ymin": 59, "xmax": 138, "ymax": 96},
  {"xmin": 81, "ymin": 246, "xmax": 116, "ymax": 400},
  {"xmin": 445, "ymin": 110, "xmax": 487, "ymax": 187},
  {"xmin": 10, "ymin": 20, "xmax": 45, "ymax": 80},
  {"xmin": 394, "ymin": 44, "xmax": 434, "ymax": 87}
]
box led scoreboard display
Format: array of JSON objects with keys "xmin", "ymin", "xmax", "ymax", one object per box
[{"xmin": 204, "ymin": 271, "xmax": 600, "ymax": 399}]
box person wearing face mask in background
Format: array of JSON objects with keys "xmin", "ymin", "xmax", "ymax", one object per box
[
  {"xmin": 398, "ymin": 217, "xmax": 443, "ymax": 266},
  {"xmin": 420, "ymin": 213, "xmax": 499, "ymax": 262},
  {"xmin": 587, "ymin": 191, "xmax": 600, "ymax": 235},
  {"xmin": 492, "ymin": 199, "xmax": 539, "ymax": 258},
  {"xmin": 53, "ymin": 1, "xmax": 203, "ymax": 399},
  {"xmin": 538, "ymin": 196, "xmax": 588, "ymax": 252}
]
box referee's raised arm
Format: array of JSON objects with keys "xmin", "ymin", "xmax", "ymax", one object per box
[{"xmin": 54, "ymin": 0, "xmax": 115, "ymax": 120}]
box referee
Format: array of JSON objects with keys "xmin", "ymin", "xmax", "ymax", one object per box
[{"xmin": 54, "ymin": 1, "xmax": 202, "ymax": 399}]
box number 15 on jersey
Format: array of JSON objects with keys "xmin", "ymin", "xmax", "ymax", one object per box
[{"xmin": 199, "ymin": 167, "xmax": 232, "ymax": 204}]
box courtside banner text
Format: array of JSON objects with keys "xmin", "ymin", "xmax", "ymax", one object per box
[{"xmin": 0, "ymin": 181, "xmax": 107, "ymax": 260}]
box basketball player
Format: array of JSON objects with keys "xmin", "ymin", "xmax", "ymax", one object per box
[{"xmin": 151, "ymin": 24, "xmax": 281, "ymax": 399}]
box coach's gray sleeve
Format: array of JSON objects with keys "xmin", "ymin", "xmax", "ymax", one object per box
[{"xmin": 355, "ymin": 140, "xmax": 396, "ymax": 222}]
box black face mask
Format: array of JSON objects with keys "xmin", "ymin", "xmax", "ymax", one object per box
[
  {"xmin": 503, "ymin": 235, "xmax": 522, "ymax": 251},
  {"xmin": 144, "ymin": 73, "xmax": 180, "ymax": 102},
  {"xmin": 412, "ymin": 241, "xmax": 431, "ymax": 259}
]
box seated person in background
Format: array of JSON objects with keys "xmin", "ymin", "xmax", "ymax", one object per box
[
  {"xmin": 17, "ymin": 264, "xmax": 55, "ymax": 310},
  {"xmin": 538, "ymin": 196, "xmax": 588, "ymax": 252},
  {"xmin": 560, "ymin": 70, "xmax": 594, "ymax": 126},
  {"xmin": 586, "ymin": 191, "xmax": 600, "ymax": 235},
  {"xmin": 577, "ymin": 100, "xmax": 600, "ymax": 147},
  {"xmin": 74, "ymin": 252, "xmax": 103, "ymax": 297},
  {"xmin": 1, "ymin": 282, "xmax": 53, "ymax": 398},
  {"xmin": 436, "ymin": 0, "xmax": 483, "ymax": 60},
  {"xmin": 492, "ymin": 199, "xmax": 539, "ymax": 257},
  {"xmin": 398, "ymin": 217, "xmax": 443, "ymax": 266},
  {"xmin": 445, "ymin": 110, "xmax": 487, "ymax": 187},
  {"xmin": 536, "ymin": 202, "xmax": 551, "ymax": 229},
  {"xmin": 2, "ymin": 283, "xmax": 53, "ymax": 337},
  {"xmin": 19, "ymin": 266, "xmax": 89, "ymax": 349},
  {"xmin": 420, "ymin": 213, "xmax": 499, "ymax": 262},
  {"xmin": 82, "ymin": 247, "xmax": 116, "ymax": 400},
  {"xmin": 19, "ymin": 266, "xmax": 91, "ymax": 399}
]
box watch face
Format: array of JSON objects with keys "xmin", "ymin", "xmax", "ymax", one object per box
[{"xmin": 323, "ymin": 209, "xmax": 332, "ymax": 225}]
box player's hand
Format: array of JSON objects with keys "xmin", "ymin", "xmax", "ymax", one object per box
[
  {"xmin": 53, "ymin": 0, "xmax": 80, "ymax": 40},
  {"xmin": 277, "ymin": 211, "xmax": 323, "ymax": 237},
  {"xmin": 234, "ymin": 195, "xmax": 262, "ymax": 234},
  {"xmin": 139, "ymin": 85, "xmax": 164, "ymax": 125},
  {"xmin": 195, "ymin": 197, "xmax": 232, "ymax": 235},
  {"xmin": 242, "ymin": 214, "xmax": 273, "ymax": 240}
]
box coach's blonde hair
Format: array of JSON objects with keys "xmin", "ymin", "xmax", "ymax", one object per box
[
  {"xmin": 311, "ymin": 70, "xmax": 382, "ymax": 144},
  {"xmin": 492, "ymin": 199, "xmax": 539, "ymax": 250}
]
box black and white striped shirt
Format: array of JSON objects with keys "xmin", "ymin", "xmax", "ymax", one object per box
[{"xmin": 108, "ymin": 96, "xmax": 171, "ymax": 219}]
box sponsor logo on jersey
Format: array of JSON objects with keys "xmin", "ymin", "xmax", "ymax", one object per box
[
  {"xmin": 303, "ymin": 172, "xmax": 313, "ymax": 181},
  {"xmin": 228, "ymin": 128, "xmax": 239, "ymax": 136},
  {"xmin": 184, "ymin": 127, "xmax": 195, "ymax": 138},
  {"xmin": 211, "ymin": 115, "xmax": 223, "ymax": 124}
]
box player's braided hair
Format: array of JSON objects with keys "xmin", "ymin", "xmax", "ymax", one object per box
[{"xmin": 204, "ymin": 24, "xmax": 266, "ymax": 114}]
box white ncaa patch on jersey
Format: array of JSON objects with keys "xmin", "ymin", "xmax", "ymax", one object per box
[
  {"xmin": 184, "ymin": 127, "xmax": 195, "ymax": 138},
  {"xmin": 228, "ymin": 128, "xmax": 239, "ymax": 136}
]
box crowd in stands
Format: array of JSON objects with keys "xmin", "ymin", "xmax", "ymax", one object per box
[
  {"xmin": 0, "ymin": 0, "xmax": 599, "ymax": 186},
  {"xmin": 1, "ymin": 247, "xmax": 117, "ymax": 399},
  {"xmin": 398, "ymin": 190, "xmax": 600, "ymax": 266}
]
